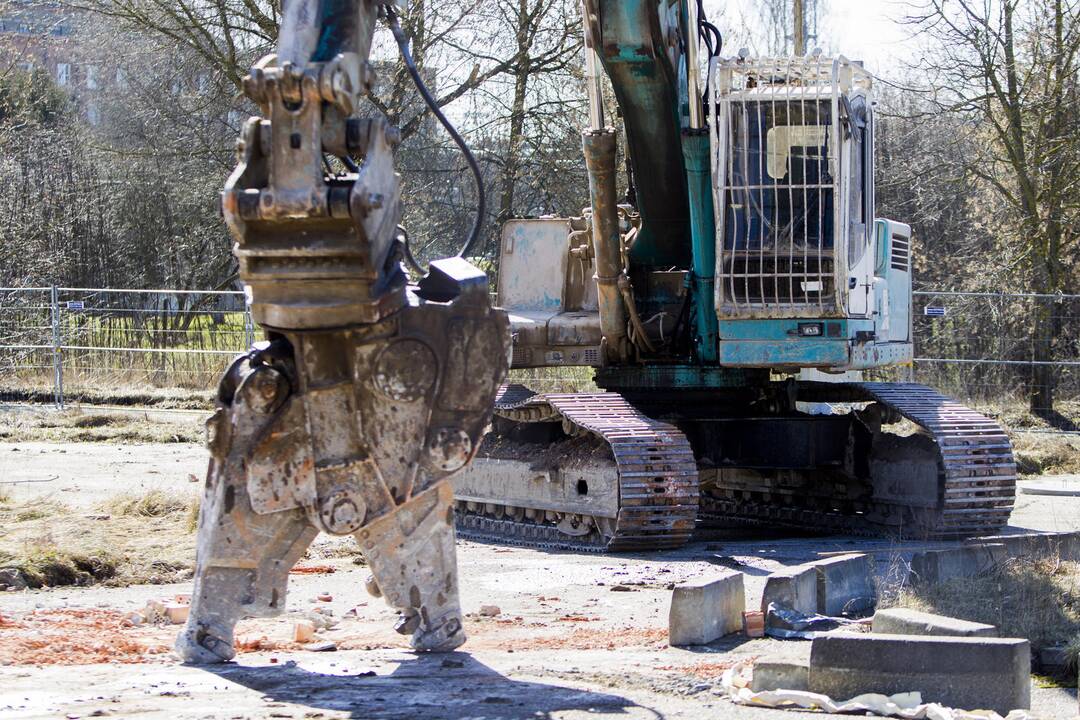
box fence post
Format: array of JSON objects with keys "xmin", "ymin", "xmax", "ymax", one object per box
[
  {"xmin": 243, "ymin": 294, "xmax": 255, "ymax": 348},
  {"xmin": 50, "ymin": 285, "xmax": 64, "ymax": 409}
]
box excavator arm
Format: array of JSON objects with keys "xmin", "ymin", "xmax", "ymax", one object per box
[{"xmin": 176, "ymin": 0, "xmax": 509, "ymax": 663}]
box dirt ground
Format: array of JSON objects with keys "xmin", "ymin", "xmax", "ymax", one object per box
[{"xmin": 1, "ymin": 438, "xmax": 1079, "ymax": 719}]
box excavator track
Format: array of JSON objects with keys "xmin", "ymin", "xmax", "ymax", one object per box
[
  {"xmin": 455, "ymin": 384, "xmax": 699, "ymax": 551},
  {"xmin": 701, "ymin": 382, "xmax": 1017, "ymax": 539},
  {"xmin": 458, "ymin": 382, "xmax": 1016, "ymax": 550}
]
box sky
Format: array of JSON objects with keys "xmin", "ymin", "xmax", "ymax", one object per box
[{"xmin": 703, "ymin": 0, "xmax": 921, "ymax": 77}]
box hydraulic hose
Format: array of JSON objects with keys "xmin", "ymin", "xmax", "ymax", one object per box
[{"xmin": 384, "ymin": 5, "xmax": 486, "ymax": 261}]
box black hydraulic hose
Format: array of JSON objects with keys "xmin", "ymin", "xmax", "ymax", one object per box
[{"xmin": 385, "ymin": 5, "xmax": 486, "ymax": 260}]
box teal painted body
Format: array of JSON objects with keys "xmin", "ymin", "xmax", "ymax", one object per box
[
  {"xmin": 561, "ymin": 5, "xmax": 915, "ymax": 388},
  {"xmin": 593, "ymin": 0, "xmax": 690, "ymax": 268},
  {"xmin": 682, "ymin": 131, "xmax": 719, "ymax": 363},
  {"xmin": 715, "ymin": 317, "xmax": 912, "ymax": 370}
]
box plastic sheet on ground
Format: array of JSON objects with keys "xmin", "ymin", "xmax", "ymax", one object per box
[
  {"xmin": 721, "ymin": 663, "xmax": 1037, "ymax": 720},
  {"xmin": 764, "ymin": 602, "xmax": 861, "ymax": 640}
]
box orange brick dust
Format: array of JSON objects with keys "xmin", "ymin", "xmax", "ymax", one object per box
[
  {"xmin": 0, "ymin": 610, "xmax": 304, "ymax": 665},
  {"xmin": 0, "ymin": 609, "xmax": 174, "ymax": 665}
]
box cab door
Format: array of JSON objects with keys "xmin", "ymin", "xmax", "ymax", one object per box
[{"xmin": 844, "ymin": 95, "xmax": 874, "ymax": 317}]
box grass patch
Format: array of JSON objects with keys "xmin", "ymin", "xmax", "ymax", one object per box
[
  {"xmin": 883, "ymin": 556, "xmax": 1080, "ymax": 676},
  {"xmin": 1011, "ymin": 432, "xmax": 1080, "ymax": 476},
  {"xmin": 0, "ymin": 491, "xmax": 199, "ymax": 587},
  {"xmin": 11, "ymin": 547, "xmax": 119, "ymax": 588},
  {"xmin": 0, "ymin": 408, "xmax": 203, "ymax": 444},
  {"xmin": 101, "ymin": 489, "xmax": 195, "ymax": 518}
]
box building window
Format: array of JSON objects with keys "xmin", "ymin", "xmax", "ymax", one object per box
[
  {"xmin": 56, "ymin": 63, "xmax": 70, "ymax": 86},
  {"xmin": 115, "ymin": 67, "xmax": 127, "ymax": 90},
  {"xmin": 16, "ymin": 61, "xmax": 33, "ymax": 73},
  {"xmin": 85, "ymin": 65, "xmax": 98, "ymax": 90},
  {"xmin": 86, "ymin": 104, "xmax": 100, "ymax": 126}
]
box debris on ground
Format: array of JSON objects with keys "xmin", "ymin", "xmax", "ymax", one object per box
[
  {"xmin": 293, "ymin": 620, "xmax": 316, "ymax": 643},
  {"xmin": 764, "ymin": 602, "xmax": 861, "ymax": 639},
  {"xmin": 289, "ymin": 564, "xmax": 337, "ymax": 575},
  {"xmin": 743, "ymin": 610, "xmax": 765, "ymax": 637},
  {"xmin": 479, "ymin": 605, "xmax": 501, "ymax": 617}
]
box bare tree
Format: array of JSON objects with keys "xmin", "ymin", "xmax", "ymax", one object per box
[{"xmin": 909, "ymin": 0, "xmax": 1080, "ymax": 414}]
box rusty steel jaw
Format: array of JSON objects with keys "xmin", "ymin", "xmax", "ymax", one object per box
[{"xmin": 176, "ymin": 280, "xmax": 508, "ymax": 663}]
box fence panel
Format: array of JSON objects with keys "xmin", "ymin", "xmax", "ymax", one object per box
[
  {"xmin": 0, "ymin": 287, "xmax": 252, "ymax": 407},
  {"xmin": 1, "ymin": 287, "xmax": 1078, "ymax": 411},
  {"xmin": 0, "ymin": 287, "xmax": 56, "ymax": 404},
  {"xmin": 911, "ymin": 291, "xmax": 1080, "ymax": 409}
]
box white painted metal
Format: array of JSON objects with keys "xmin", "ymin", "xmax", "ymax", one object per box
[{"xmin": 710, "ymin": 55, "xmax": 874, "ymax": 320}]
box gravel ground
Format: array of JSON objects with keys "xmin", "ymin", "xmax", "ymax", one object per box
[{"xmin": 1, "ymin": 440, "xmax": 1078, "ymax": 719}]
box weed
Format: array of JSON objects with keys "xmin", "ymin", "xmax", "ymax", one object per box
[
  {"xmin": 12, "ymin": 546, "xmax": 118, "ymax": 588},
  {"xmin": 883, "ymin": 555, "xmax": 1080, "ymax": 664},
  {"xmin": 101, "ymin": 489, "xmax": 195, "ymax": 518}
]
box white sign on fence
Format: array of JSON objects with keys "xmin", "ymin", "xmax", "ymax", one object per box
[{"xmin": 65, "ymin": 301, "xmax": 85, "ymax": 311}]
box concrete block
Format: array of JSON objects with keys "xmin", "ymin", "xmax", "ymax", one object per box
[
  {"xmin": 760, "ymin": 565, "xmax": 817, "ymax": 615},
  {"xmin": 668, "ymin": 571, "xmax": 745, "ymax": 646},
  {"xmin": 1038, "ymin": 645, "xmax": 1069, "ymax": 674},
  {"xmin": 751, "ymin": 659, "xmax": 810, "ymax": 692},
  {"xmin": 910, "ymin": 543, "xmax": 1006, "ymax": 585},
  {"xmin": 810, "ymin": 554, "xmax": 876, "ymax": 616},
  {"xmin": 164, "ymin": 603, "xmax": 190, "ymax": 624},
  {"xmin": 810, "ymin": 633, "xmax": 1030, "ymax": 714},
  {"xmin": 871, "ymin": 608, "xmax": 996, "ymax": 637}
]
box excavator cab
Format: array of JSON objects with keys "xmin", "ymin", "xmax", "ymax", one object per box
[{"xmin": 711, "ymin": 56, "xmax": 913, "ymax": 365}]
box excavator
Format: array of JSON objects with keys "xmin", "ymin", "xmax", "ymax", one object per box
[{"xmin": 452, "ymin": 0, "xmax": 1018, "ymax": 551}]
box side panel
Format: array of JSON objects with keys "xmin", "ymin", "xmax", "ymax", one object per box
[
  {"xmin": 498, "ymin": 219, "xmax": 572, "ymax": 312},
  {"xmin": 879, "ymin": 219, "xmax": 912, "ymax": 343}
]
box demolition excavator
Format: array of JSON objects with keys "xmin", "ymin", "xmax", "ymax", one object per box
[
  {"xmin": 452, "ymin": 0, "xmax": 1018, "ymax": 551},
  {"xmin": 176, "ymin": 1, "xmax": 509, "ymax": 662}
]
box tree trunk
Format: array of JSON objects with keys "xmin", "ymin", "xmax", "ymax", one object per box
[{"xmin": 494, "ymin": 0, "xmax": 533, "ymax": 251}]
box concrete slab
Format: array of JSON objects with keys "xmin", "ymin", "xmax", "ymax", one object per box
[
  {"xmin": 871, "ymin": 608, "xmax": 997, "ymax": 637},
  {"xmin": 1019, "ymin": 476, "xmax": 1080, "ymax": 496},
  {"xmin": 909, "ymin": 543, "xmax": 1006, "ymax": 585},
  {"xmin": 809, "ymin": 554, "xmax": 876, "ymax": 616},
  {"xmin": 760, "ymin": 565, "xmax": 817, "ymax": 615},
  {"xmin": 976, "ymin": 531, "xmax": 1080, "ymax": 561},
  {"xmin": 668, "ymin": 571, "xmax": 745, "ymax": 646},
  {"xmin": 810, "ymin": 633, "xmax": 1031, "ymax": 714},
  {"xmin": 751, "ymin": 659, "xmax": 810, "ymax": 692}
]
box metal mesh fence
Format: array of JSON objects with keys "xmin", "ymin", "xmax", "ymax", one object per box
[
  {"xmin": 910, "ymin": 292, "xmax": 1080, "ymax": 409},
  {"xmin": 0, "ymin": 287, "xmax": 253, "ymax": 406},
  {"xmin": 1, "ymin": 287, "xmax": 1077, "ymax": 411}
]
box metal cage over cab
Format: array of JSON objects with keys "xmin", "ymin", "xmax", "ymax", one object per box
[{"xmin": 710, "ymin": 55, "xmax": 874, "ymax": 319}]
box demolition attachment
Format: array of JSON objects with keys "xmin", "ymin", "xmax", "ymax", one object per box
[{"xmin": 175, "ymin": 0, "xmax": 509, "ymax": 663}]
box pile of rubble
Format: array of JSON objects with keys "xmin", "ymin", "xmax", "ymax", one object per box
[{"xmin": 664, "ymin": 531, "xmax": 1080, "ymax": 718}]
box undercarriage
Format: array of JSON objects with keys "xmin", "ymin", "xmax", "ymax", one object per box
[{"xmin": 452, "ymin": 382, "xmax": 1017, "ymax": 551}]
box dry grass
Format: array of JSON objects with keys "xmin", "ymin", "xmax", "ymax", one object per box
[
  {"xmin": 0, "ymin": 381, "xmax": 214, "ymax": 410},
  {"xmin": 100, "ymin": 489, "xmax": 196, "ymax": 518},
  {"xmin": 1011, "ymin": 432, "xmax": 1080, "ymax": 476},
  {"xmin": 0, "ymin": 408, "xmax": 202, "ymax": 444},
  {"xmin": 883, "ymin": 556, "xmax": 1080, "ymax": 671},
  {"xmin": 0, "ymin": 492, "xmax": 198, "ymax": 588}
]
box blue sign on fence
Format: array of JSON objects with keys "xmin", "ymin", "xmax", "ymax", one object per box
[
  {"xmin": 924, "ymin": 306, "xmax": 946, "ymax": 317},
  {"xmin": 66, "ymin": 301, "xmax": 85, "ymax": 311}
]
